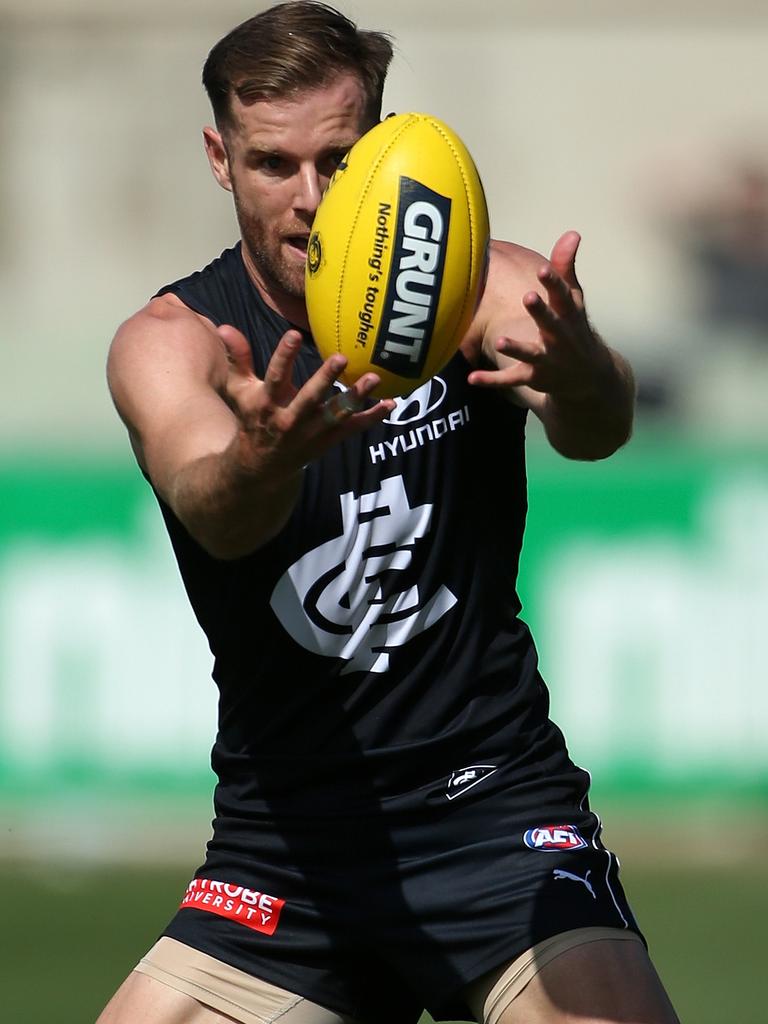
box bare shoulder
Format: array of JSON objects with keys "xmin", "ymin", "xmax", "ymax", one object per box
[
  {"xmin": 111, "ymin": 294, "xmax": 224, "ymax": 370},
  {"xmin": 107, "ymin": 294, "xmax": 231, "ymax": 423},
  {"xmin": 112, "ymin": 292, "xmax": 207, "ymax": 343},
  {"xmin": 107, "ymin": 293, "xmax": 235, "ymax": 478},
  {"xmin": 462, "ymin": 238, "xmax": 546, "ymax": 364},
  {"xmin": 487, "ymin": 238, "xmax": 546, "ymax": 292}
]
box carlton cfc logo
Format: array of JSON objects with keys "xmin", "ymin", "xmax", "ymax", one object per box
[{"xmin": 523, "ymin": 824, "xmax": 588, "ymax": 852}]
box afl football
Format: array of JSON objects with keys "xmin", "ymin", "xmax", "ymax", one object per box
[{"xmin": 305, "ymin": 112, "xmax": 490, "ymax": 399}]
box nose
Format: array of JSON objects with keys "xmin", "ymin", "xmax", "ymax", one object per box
[{"xmin": 294, "ymin": 164, "xmax": 323, "ymax": 216}]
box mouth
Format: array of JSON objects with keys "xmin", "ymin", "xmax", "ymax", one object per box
[{"xmin": 285, "ymin": 235, "xmax": 309, "ymax": 259}]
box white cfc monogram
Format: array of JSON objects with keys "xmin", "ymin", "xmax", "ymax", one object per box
[{"xmin": 270, "ymin": 475, "xmax": 456, "ymax": 673}]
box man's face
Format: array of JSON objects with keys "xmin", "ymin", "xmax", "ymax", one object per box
[{"xmin": 205, "ymin": 74, "xmax": 370, "ymax": 314}]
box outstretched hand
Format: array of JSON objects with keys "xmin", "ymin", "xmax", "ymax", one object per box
[
  {"xmin": 464, "ymin": 232, "xmax": 634, "ymax": 460},
  {"xmin": 217, "ymin": 325, "xmax": 394, "ymax": 480},
  {"xmin": 467, "ymin": 231, "xmax": 614, "ymax": 402}
]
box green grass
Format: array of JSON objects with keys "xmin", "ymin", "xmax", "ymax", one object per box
[
  {"xmin": 1, "ymin": 863, "xmax": 190, "ymax": 1024},
  {"xmin": 1, "ymin": 861, "xmax": 763, "ymax": 1023},
  {"xmin": 622, "ymin": 862, "xmax": 764, "ymax": 1023}
]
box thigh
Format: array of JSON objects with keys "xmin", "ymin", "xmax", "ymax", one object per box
[
  {"xmin": 96, "ymin": 971, "xmax": 239, "ymax": 1024},
  {"xmin": 465, "ymin": 929, "xmax": 680, "ymax": 1024},
  {"xmin": 96, "ymin": 938, "xmax": 360, "ymax": 1024}
]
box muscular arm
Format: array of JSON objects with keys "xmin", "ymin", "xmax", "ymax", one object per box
[
  {"xmin": 107, "ymin": 295, "xmax": 392, "ymax": 559},
  {"xmin": 464, "ymin": 234, "xmax": 635, "ymax": 460}
]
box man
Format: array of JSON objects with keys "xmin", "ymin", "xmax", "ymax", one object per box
[{"xmin": 100, "ymin": 3, "xmax": 679, "ymax": 1023}]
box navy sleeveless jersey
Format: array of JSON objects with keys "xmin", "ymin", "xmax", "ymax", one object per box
[{"xmin": 154, "ymin": 244, "xmax": 580, "ymax": 822}]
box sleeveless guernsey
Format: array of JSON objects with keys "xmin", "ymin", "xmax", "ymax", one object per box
[
  {"xmin": 154, "ymin": 243, "xmax": 581, "ymax": 824},
  {"xmin": 149, "ymin": 246, "xmax": 643, "ymax": 1017}
]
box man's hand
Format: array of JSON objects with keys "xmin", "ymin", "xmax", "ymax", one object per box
[
  {"xmin": 219, "ymin": 324, "xmax": 393, "ymax": 484},
  {"xmin": 464, "ymin": 234, "xmax": 635, "ymax": 460},
  {"xmin": 169, "ymin": 324, "xmax": 395, "ymax": 558},
  {"xmin": 108, "ymin": 295, "xmax": 395, "ymax": 561},
  {"xmin": 468, "ymin": 232, "xmax": 612, "ymax": 399}
]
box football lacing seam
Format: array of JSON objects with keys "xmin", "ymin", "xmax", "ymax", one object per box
[{"xmin": 335, "ymin": 114, "xmax": 419, "ymax": 356}]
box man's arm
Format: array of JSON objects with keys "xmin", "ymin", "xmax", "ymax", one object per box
[
  {"xmin": 107, "ymin": 295, "xmax": 393, "ymax": 559},
  {"xmin": 463, "ymin": 233, "xmax": 635, "ymax": 460}
]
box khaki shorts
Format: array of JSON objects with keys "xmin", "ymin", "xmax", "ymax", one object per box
[{"xmin": 136, "ymin": 928, "xmax": 645, "ymax": 1024}]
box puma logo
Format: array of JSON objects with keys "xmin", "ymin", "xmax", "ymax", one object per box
[{"xmin": 553, "ymin": 868, "xmax": 596, "ymax": 899}]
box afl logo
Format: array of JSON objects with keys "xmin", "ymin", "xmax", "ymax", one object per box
[
  {"xmin": 383, "ymin": 377, "xmax": 447, "ymax": 425},
  {"xmin": 523, "ymin": 825, "xmax": 588, "ymax": 852},
  {"xmin": 307, "ymin": 232, "xmax": 322, "ymax": 275}
]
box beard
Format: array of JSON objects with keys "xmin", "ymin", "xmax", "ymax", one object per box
[{"xmin": 233, "ymin": 189, "xmax": 308, "ymax": 300}]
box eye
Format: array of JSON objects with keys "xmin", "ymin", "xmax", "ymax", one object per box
[
  {"xmin": 260, "ymin": 154, "xmax": 285, "ymax": 173},
  {"xmin": 319, "ymin": 151, "xmax": 349, "ymax": 177}
]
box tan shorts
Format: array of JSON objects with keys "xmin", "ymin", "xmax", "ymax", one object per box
[{"xmin": 136, "ymin": 928, "xmax": 645, "ymax": 1024}]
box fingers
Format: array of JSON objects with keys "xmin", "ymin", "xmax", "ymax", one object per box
[
  {"xmin": 258, "ymin": 332, "xmax": 391, "ymax": 441},
  {"xmin": 213, "ymin": 324, "xmax": 393, "ymax": 482},
  {"xmin": 469, "ymin": 232, "xmax": 597, "ymax": 397},
  {"xmin": 261, "ymin": 330, "xmax": 306, "ymax": 403},
  {"xmin": 517, "ymin": 232, "xmax": 586, "ymax": 342},
  {"xmin": 217, "ymin": 323, "xmax": 257, "ymax": 379},
  {"xmin": 290, "ymin": 350, "xmax": 348, "ymax": 422},
  {"xmin": 218, "ymin": 325, "xmax": 263, "ymax": 419},
  {"xmin": 226, "ymin": 323, "xmax": 386, "ymax": 422},
  {"xmin": 321, "ymin": 391, "xmax": 362, "ymax": 427},
  {"xmin": 339, "ymin": 371, "xmax": 387, "ymax": 412},
  {"xmin": 523, "ymin": 285, "xmax": 564, "ymax": 335},
  {"xmin": 548, "ymin": 230, "xmax": 582, "ymax": 291},
  {"xmin": 319, "ymin": 375, "xmax": 395, "ymax": 434},
  {"xmin": 344, "ymin": 397, "xmax": 396, "ymax": 432},
  {"xmin": 288, "ymin": 344, "xmax": 390, "ymax": 432},
  {"xmin": 468, "ymin": 363, "xmax": 533, "ymax": 390}
]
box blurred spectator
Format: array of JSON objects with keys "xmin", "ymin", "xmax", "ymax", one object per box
[
  {"xmin": 680, "ymin": 159, "xmax": 768, "ymax": 343},
  {"xmin": 633, "ymin": 148, "xmax": 768, "ymax": 433}
]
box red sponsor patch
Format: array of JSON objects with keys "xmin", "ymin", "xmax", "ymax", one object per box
[{"xmin": 179, "ymin": 878, "xmax": 285, "ymax": 936}]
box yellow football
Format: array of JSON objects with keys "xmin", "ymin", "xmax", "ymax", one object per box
[{"xmin": 305, "ymin": 112, "xmax": 490, "ymax": 399}]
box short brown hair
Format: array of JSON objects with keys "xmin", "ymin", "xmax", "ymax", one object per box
[{"xmin": 203, "ymin": 2, "xmax": 394, "ymax": 131}]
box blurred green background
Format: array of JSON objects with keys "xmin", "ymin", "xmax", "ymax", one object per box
[{"xmin": 2, "ymin": 2, "xmax": 767, "ymax": 1021}]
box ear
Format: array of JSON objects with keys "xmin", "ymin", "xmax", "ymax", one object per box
[{"xmin": 203, "ymin": 126, "xmax": 233, "ymax": 193}]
